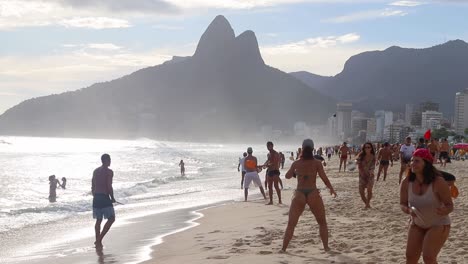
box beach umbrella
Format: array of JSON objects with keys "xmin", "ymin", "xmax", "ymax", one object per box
[{"xmin": 453, "ymin": 143, "xmax": 468, "ymax": 150}]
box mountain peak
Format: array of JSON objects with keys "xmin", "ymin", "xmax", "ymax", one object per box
[
  {"xmin": 194, "ymin": 15, "xmax": 235, "ymax": 58},
  {"xmin": 234, "ymin": 30, "xmax": 264, "ymax": 65}
]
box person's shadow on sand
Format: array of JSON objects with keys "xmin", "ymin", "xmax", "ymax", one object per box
[{"xmin": 95, "ymin": 247, "xmax": 117, "ymax": 264}]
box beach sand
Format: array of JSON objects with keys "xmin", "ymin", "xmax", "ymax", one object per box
[{"xmin": 148, "ymin": 158, "xmax": 468, "ymax": 264}]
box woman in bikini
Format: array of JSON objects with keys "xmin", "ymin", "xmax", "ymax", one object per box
[
  {"xmin": 282, "ymin": 139, "xmax": 337, "ymax": 252},
  {"xmin": 357, "ymin": 142, "xmax": 376, "ymax": 209},
  {"xmin": 400, "ymin": 149, "xmax": 453, "ymax": 264}
]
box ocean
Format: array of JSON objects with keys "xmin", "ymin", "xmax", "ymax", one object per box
[{"xmin": 0, "ymin": 136, "xmax": 291, "ymax": 263}]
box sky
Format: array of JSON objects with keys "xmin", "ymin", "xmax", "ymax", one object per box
[{"xmin": 1, "ymin": 0, "xmax": 468, "ymax": 114}]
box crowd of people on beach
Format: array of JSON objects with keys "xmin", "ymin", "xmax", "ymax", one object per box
[
  {"xmin": 236, "ymin": 136, "xmax": 457, "ymax": 263},
  {"xmin": 42, "ymin": 135, "xmax": 458, "ymax": 262}
]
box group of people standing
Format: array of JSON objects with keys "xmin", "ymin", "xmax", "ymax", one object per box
[
  {"xmin": 48, "ymin": 175, "xmax": 67, "ymax": 202},
  {"xmin": 237, "ymin": 137, "xmax": 456, "ymax": 263}
]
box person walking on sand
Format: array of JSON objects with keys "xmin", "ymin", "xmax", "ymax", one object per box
[
  {"xmin": 400, "ymin": 149, "xmax": 453, "ymax": 264},
  {"xmin": 279, "ymin": 152, "xmax": 285, "ymax": 169},
  {"xmin": 179, "ymin": 160, "xmax": 185, "ymax": 176},
  {"xmin": 326, "ymin": 147, "xmax": 333, "ymax": 161},
  {"xmin": 264, "ymin": 141, "xmax": 282, "ymax": 205},
  {"xmin": 428, "ymin": 139, "xmax": 439, "ymax": 163},
  {"xmin": 243, "ymin": 147, "xmax": 267, "ymax": 202},
  {"xmin": 282, "ymin": 139, "xmax": 337, "ymax": 253},
  {"xmin": 376, "ymin": 142, "xmax": 393, "ymax": 181},
  {"xmin": 339, "ymin": 142, "xmax": 350, "ymax": 172},
  {"xmin": 357, "ymin": 143, "xmax": 376, "ymax": 209},
  {"xmin": 439, "ymin": 138, "xmax": 450, "ymax": 168},
  {"xmin": 92, "ymin": 154, "xmax": 116, "ymax": 248},
  {"xmin": 400, "ymin": 137, "xmax": 416, "ymax": 184},
  {"xmin": 238, "ymin": 152, "xmax": 248, "ymax": 189},
  {"xmin": 48, "ymin": 175, "xmax": 61, "ymax": 202}
]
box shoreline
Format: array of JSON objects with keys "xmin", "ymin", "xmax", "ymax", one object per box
[{"xmin": 147, "ymin": 159, "xmax": 468, "ymax": 264}]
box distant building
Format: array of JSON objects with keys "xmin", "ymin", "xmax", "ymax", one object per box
[
  {"xmin": 422, "ymin": 111, "xmax": 443, "ymax": 130},
  {"xmin": 337, "ymin": 103, "xmax": 352, "ymax": 141},
  {"xmin": 384, "ymin": 121, "xmax": 411, "ymax": 143},
  {"xmin": 420, "ymin": 101, "xmax": 439, "ymax": 112},
  {"xmin": 385, "ymin": 111, "xmax": 394, "ymax": 126},
  {"xmin": 352, "ymin": 118, "xmax": 368, "ymax": 138},
  {"xmin": 405, "ymin": 104, "xmax": 414, "ymax": 125},
  {"xmin": 375, "ymin": 110, "xmax": 386, "ymax": 141},
  {"xmin": 366, "ymin": 118, "xmax": 377, "ymax": 141},
  {"xmin": 409, "ymin": 101, "xmax": 440, "ymax": 128},
  {"xmin": 455, "ymin": 88, "xmax": 468, "ymax": 135}
]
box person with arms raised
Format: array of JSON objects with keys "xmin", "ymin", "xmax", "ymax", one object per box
[{"xmin": 282, "ymin": 139, "xmax": 337, "ymax": 252}]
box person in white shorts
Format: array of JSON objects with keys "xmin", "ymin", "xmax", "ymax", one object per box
[{"xmin": 243, "ymin": 147, "xmax": 267, "ymax": 202}]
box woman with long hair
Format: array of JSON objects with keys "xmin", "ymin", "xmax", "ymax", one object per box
[
  {"xmin": 400, "ymin": 148, "xmax": 453, "ymax": 264},
  {"xmin": 356, "ymin": 142, "xmax": 376, "ymax": 209},
  {"xmin": 282, "ymin": 139, "xmax": 337, "ymax": 252}
]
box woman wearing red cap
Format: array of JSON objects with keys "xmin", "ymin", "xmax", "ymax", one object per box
[{"xmin": 400, "ymin": 148, "xmax": 453, "ymax": 264}]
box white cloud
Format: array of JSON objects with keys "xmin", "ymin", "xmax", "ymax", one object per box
[
  {"xmin": 389, "ymin": 1, "xmax": 425, "ymax": 7},
  {"xmin": 59, "ymin": 17, "xmax": 131, "ymax": 29},
  {"xmin": 323, "ymin": 8, "xmax": 408, "ymax": 23},
  {"xmin": 260, "ymin": 33, "xmax": 370, "ymax": 75},
  {"xmin": 262, "ymin": 33, "xmax": 361, "ymax": 55},
  {"xmin": 87, "ymin": 43, "xmax": 123, "ymax": 50}
]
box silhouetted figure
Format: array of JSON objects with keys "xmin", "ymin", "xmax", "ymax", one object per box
[
  {"xmin": 48, "ymin": 175, "xmax": 61, "ymax": 202},
  {"xmin": 92, "ymin": 154, "xmax": 116, "ymax": 248},
  {"xmin": 179, "ymin": 160, "xmax": 185, "ymax": 176},
  {"xmin": 61, "ymin": 177, "xmax": 67, "ymax": 189}
]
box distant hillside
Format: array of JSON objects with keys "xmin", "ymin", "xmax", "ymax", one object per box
[
  {"xmin": 0, "ymin": 15, "xmax": 335, "ymax": 140},
  {"xmin": 291, "ymin": 40, "xmax": 468, "ymax": 115}
]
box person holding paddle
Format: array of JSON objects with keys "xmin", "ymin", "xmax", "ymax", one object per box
[{"xmin": 92, "ymin": 154, "xmax": 116, "ymax": 248}]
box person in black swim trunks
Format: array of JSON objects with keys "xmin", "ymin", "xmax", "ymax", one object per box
[
  {"xmin": 376, "ymin": 142, "xmax": 393, "ymax": 181},
  {"xmin": 282, "ymin": 139, "xmax": 337, "ymax": 253},
  {"xmin": 263, "ymin": 141, "xmax": 282, "ymax": 205}
]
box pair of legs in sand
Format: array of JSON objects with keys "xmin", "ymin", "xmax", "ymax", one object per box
[
  {"xmin": 376, "ymin": 161, "xmax": 390, "ymax": 181},
  {"xmin": 359, "ymin": 179, "xmax": 373, "ymax": 209},
  {"xmin": 339, "ymin": 157, "xmax": 347, "ymax": 172},
  {"xmin": 266, "ymin": 171, "xmax": 282, "ymax": 205},
  {"xmin": 95, "ymin": 216, "xmax": 115, "ymax": 248},
  {"xmin": 406, "ymin": 224, "xmax": 450, "ymax": 264},
  {"xmin": 282, "ymin": 190, "xmax": 329, "ymax": 251}
]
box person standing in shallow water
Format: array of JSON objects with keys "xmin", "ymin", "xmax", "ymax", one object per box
[
  {"xmin": 282, "ymin": 139, "xmax": 337, "ymax": 253},
  {"xmin": 356, "ymin": 143, "xmax": 376, "ymax": 209},
  {"xmin": 48, "ymin": 175, "xmax": 61, "ymax": 202},
  {"xmin": 92, "ymin": 154, "xmax": 116, "ymax": 248},
  {"xmin": 179, "ymin": 160, "xmax": 185, "ymax": 176}
]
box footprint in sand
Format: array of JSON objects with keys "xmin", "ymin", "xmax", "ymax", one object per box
[
  {"xmin": 209, "ymin": 230, "xmax": 221, "ymax": 234},
  {"xmin": 258, "ymin": 251, "xmax": 273, "ymax": 255},
  {"xmin": 207, "ymin": 255, "xmax": 230, "ymax": 259}
]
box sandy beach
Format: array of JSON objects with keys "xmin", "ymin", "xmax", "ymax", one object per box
[{"xmin": 149, "ymin": 158, "xmax": 468, "ymax": 264}]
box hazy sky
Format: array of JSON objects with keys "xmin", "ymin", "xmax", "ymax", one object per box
[{"xmin": 1, "ymin": 0, "xmax": 468, "ymax": 114}]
